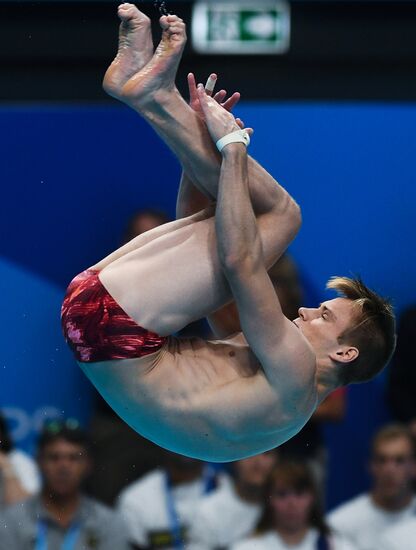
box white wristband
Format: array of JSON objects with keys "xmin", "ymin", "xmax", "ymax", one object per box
[{"xmin": 216, "ymin": 130, "xmax": 251, "ymax": 153}]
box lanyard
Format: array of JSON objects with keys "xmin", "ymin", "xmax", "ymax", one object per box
[
  {"xmin": 317, "ymin": 533, "xmax": 330, "ymax": 550},
  {"xmin": 201, "ymin": 464, "xmax": 218, "ymax": 494},
  {"xmin": 35, "ymin": 519, "xmax": 81, "ymax": 550},
  {"xmin": 164, "ymin": 474, "xmax": 184, "ymax": 550},
  {"xmin": 164, "ymin": 466, "xmax": 218, "ymax": 550}
]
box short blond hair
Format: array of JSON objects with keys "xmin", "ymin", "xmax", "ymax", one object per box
[{"xmin": 327, "ymin": 276, "xmax": 396, "ymax": 386}]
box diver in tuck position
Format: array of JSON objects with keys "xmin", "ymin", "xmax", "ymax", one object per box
[{"xmin": 61, "ymin": 4, "xmax": 396, "ymax": 462}]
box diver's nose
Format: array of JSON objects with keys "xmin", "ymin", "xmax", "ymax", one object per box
[{"xmin": 298, "ymin": 307, "xmax": 307, "ymax": 321}]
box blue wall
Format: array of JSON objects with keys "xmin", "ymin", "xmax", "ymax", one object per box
[{"xmin": 1, "ymin": 102, "xmax": 415, "ymax": 506}]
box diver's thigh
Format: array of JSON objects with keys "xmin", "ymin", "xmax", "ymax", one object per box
[
  {"xmin": 98, "ymin": 215, "xmax": 231, "ymax": 335},
  {"xmin": 92, "ymin": 206, "xmax": 215, "ymax": 272}
]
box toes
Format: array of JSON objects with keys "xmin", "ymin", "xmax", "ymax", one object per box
[
  {"xmin": 118, "ymin": 5, "xmax": 132, "ymax": 19},
  {"xmin": 167, "ymin": 15, "xmax": 183, "ymax": 23},
  {"xmin": 167, "ymin": 25, "xmax": 187, "ymax": 39},
  {"xmin": 118, "ymin": 3, "xmax": 134, "ymax": 16},
  {"xmin": 160, "ymin": 15, "xmax": 186, "ymax": 34},
  {"xmin": 118, "ymin": 3, "xmax": 150, "ymax": 25},
  {"xmin": 168, "ymin": 25, "xmax": 185, "ymax": 35},
  {"xmin": 159, "ymin": 15, "xmax": 169, "ymax": 30}
]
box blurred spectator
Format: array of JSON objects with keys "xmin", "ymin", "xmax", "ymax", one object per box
[
  {"xmin": 387, "ymin": 307, "xmax": 416, "ymax": 438},
  {"xmin": 86, "ymin": 409, "xmax": 163, "ymax": 506},
  {"xmin": 117, "ymin": 450, "xmax": 227, "ymax": 550},
  {"xmin": 378, "ymin": 516, "xmax": 416, "ymax": 550},
  {"xmin": 187, "ymin": 451, "xmax": 278, "ymax": 549},
  {"xmin": 123, "ymin": 209, "xmax": 170, "ymax": 244},
  {"xmin": 231, "ymin": 461, "xmax": 355, "ymax": 550},
  {"xmin": 269, "ymin": 254, "xmax": 303, "ymax": 322},
  {"xmin": 270, "ymin": 255, "xmax": 347, "ymax": 490},
  {"xmin": 0, "ymin": 421, "xmax": 130, "ymax": 549},
  {"xmin": 328, "ymin": 424, "xmax": 416, "ymax": 550},
  {"xmin": 0, "ymin": 412, "xmax": 40, "ymax": 509}
]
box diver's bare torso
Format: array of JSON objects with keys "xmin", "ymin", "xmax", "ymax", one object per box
[{"xmin": 80, "ymin": 332, "xmax": 318, "ymax": 462}]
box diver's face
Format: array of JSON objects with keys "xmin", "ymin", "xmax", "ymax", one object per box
[{"xmin": 293, "ymin": 298, "xmax": 357, "ymax": 360}]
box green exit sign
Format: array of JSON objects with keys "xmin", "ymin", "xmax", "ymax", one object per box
[{"xmin": 192, "ymin": 1, "xmax": 290, "ymax": 55}]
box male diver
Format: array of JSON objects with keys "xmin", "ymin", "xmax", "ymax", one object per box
[{"xmin": 62, "ymin": 5, "xmax": 396, "ymax": 462}]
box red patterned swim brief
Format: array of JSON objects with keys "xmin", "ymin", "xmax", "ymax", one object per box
[{"xmin": 61, "ymin": 270, "xmax": 166, "ymax": 363}]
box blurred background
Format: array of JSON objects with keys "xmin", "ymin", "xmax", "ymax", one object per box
[{"xmin": 1, "ymin": 1, "xmax": 416, "ymax": 548}]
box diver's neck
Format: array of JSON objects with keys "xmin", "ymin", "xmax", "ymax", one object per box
[{"xmin": 316, "ymin": 361, "xmax": 340, "ymax": 404}]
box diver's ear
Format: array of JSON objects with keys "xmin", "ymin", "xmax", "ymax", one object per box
[{"xmin": 329, "ymin": 345, "xmax": 359, "ymax": 364}]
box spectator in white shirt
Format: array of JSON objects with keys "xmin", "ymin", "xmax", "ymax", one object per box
[
  {"xmin": 232, "ymin": 460, "xmax": 355, "ymax": 550},
  {"xmin": 117, "ymin": 450, "xmax": 227, "ymax": 549},
  {"xmin": 377, "ymin": 517, "xmax": 416, "ymax": 550},
  {"xmin": 187, "ymin": 450, "xmax": 278, "ymax": 549},
  {"xmin": 328, "ymin": 424, "xmax": 416, "ymax": 550},
  {"xmin": 0, "ymin": 412, "xmax": 40, "ymax": 509}
]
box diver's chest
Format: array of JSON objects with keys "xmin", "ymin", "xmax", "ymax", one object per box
[{"xmin": 200, "ymin": 341, "xmax": 261, "ymax": 377}]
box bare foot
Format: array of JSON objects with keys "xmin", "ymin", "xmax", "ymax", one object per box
[
  {"xmin": 103, "ymin": 3, "xmax": 154, "ymax": 100},
  {"xmin": 119, "ymin": 14, "xmax": 187, "ymax": 108}
]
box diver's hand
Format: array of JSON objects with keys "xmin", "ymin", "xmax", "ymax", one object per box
[
  {"xmin": 197, "ymin": 84, "xmax": 252, "ymax": 146},
  {"xmin": 188, "ymin": 73, "xmax": 243, "ymax": 126}
]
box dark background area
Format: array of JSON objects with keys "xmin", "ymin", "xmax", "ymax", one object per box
[{"xmin": 2, "ymin": 0, "xmax": 416, "ymax": 102}]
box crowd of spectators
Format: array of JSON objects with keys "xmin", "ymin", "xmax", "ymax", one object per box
[
  {"xmin": 1, "ymin": 417, "xmax": 415, "ymax": 550},
  {"xmin": 2, "ymin": 209, "xmax": 415, "ymax": 549}
]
